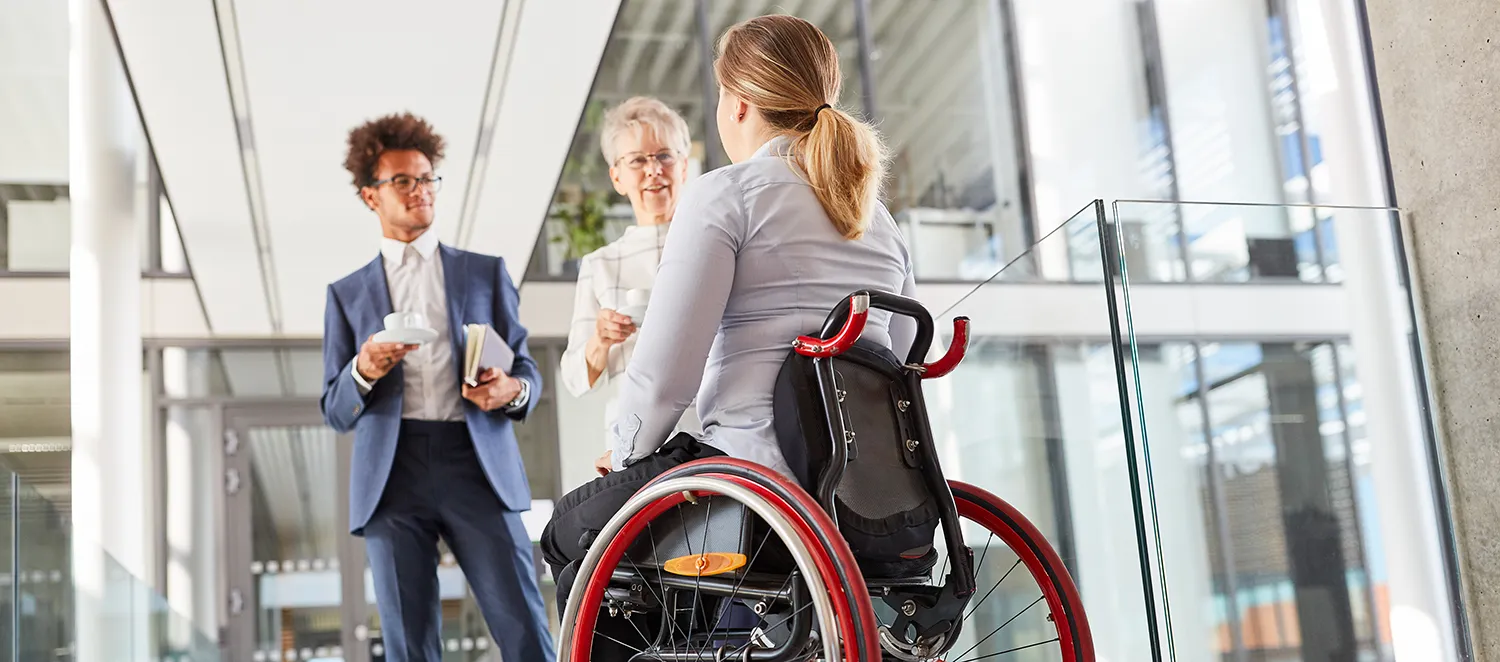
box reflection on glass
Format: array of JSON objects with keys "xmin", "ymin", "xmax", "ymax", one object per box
[
  {"xmin": 248, "ymin": 425, "xmax": 343, "ymax": 657},
  {"xmin": 17, "ymin": 477, "xmax": 70, "ymax": 660},
  {"xmin": 1111, "ymin": 201, "xmax": 1336, "ymax": 283},
  {"xmin": 1115, "ymin": 201, "xmax": 1448, "ymax": 661}
]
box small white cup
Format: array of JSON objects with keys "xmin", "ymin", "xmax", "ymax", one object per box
[
  {"xmin": 384, "ymin": 311, "xmax": 427, "ymax": 331},
  {"xmin": 625, "ymin": 288, "xmax": 651, "ymax": 307}
]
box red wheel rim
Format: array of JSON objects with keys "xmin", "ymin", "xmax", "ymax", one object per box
[
  {"xmin": 646, "ymin": 458, "xmax": 883, "ymax": 658},
  {"xmin": 567, "ymin": 470, "xmax": 879, "ymax": 662},
  {"xmin": 950, "ymin": 480, "xmax": 1095, "ymax": 661}
]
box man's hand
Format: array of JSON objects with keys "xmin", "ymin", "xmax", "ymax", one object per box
[
  {"xmin": 462, "ymin": 367, "xmax": 524, "ymax": 411},
  {"xmin": 356, "ymin": 335, "xmax": 418, "ymax": 382},
  {"xmin": 595, "ymin": 451, "xmax": 614, "ymax": 477}
]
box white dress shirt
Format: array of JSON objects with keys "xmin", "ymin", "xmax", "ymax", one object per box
[
  {"xmin": 560, "ymin": 224, "xmax": 702, "ymax": 442},
  {"xmin": 351, "ymin": 230, "xmax": 527, "ymax": 419},
  {"xmin": 609, "ymin": 136, "xmax": 917, "ymax": 474}
]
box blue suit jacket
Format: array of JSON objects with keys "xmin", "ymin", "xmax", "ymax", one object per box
[{"xmin": 320, "ymin": 244, "xmax": 540, "ymax": 534}]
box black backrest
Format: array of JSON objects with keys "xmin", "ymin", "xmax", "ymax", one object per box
[{"xmin": 773, "ymin": 338, "xmax": 942, "ymax": 565}]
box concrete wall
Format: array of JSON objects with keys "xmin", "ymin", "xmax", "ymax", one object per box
[{"xmin": 1363, "ymin": 0, "xmax": 1500, "ymax": 656}]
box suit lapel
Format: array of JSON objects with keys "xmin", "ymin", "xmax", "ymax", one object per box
[
  {"xmin": 357, "ymin": 254, "xmax": 402, "ymax": 387},
  {"xmin": 439, "ymin": 244, "xmax": 468, "ymax": 381},
  {"xmin": 362, "ymin": 255, "xmax": 394, "ymax": 323}
]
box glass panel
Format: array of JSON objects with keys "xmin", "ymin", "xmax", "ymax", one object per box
[
  {"xmin": 927, "ymin": 201, "xmax": 1155, "ymax": 660},
  {"xmin": 1113, "ymin": 201, "xmax": 1454, "ymax": 661},
  {"xmin": 1112, "ymin": 200, "xmax": 1334, "ymax": 283},
  {"xmin": 872, "ymin": 0, "xmax": 1028, "ymax": 281},
  {"xmin": 0, "ymin": 463, "xmax": 11, "ymax": 658},
  {"xmin": 246, "ymin": 424, "xmax": 344, "ymax": 659},
  {"xmin": 16, "ymin": 475, "xmax": 70, "ymax": 660}
]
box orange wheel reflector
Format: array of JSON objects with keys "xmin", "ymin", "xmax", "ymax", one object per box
[{"xmin": 662, "ymin": 552, "xmax": 747, "ymax": 577}]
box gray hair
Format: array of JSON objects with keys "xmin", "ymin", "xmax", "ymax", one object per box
[{"xmin": 598, "ymin": 96, "xmax": 693, "ymax": 165}]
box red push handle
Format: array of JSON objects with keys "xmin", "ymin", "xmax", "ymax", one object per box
[
  {"xmin": 918, "ymin": 317, "xmax": 970, "ymax": 379},
  {"xmin": 793, "ymin": 294, "xmax": 870, "ymax": 357}
]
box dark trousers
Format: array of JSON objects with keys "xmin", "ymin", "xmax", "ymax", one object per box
[
  {"xmin": 540, "ymin": 434, "xmax": 724, "ymax": 660},
  {"xmin": 363, "ymin": 420, "xmax": 554, "ymax": 662}
]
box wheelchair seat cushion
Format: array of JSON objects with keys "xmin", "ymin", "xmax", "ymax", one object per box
[{"xmin": 773, "ymin": 338, "xmax": 940, "ymax": 572}]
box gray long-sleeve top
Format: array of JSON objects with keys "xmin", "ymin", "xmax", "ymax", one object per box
[{"xmin": 608, "ymin": 136, "xmax": 918, "ymax": 476}]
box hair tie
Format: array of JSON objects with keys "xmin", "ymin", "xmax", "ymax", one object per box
[{"xmin": 814, "ymin": 104, "xmax": 832, "ymax": 120}]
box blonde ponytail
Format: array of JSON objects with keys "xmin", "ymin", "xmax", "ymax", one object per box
[
  {"xmin": 715, "ymin": 15, "xmax": 889, "ymax": 240},
  {"xmin": 791, "ymin": 105, "xmax": 886, "ymax": 239}
]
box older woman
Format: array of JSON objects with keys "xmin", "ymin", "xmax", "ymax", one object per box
[{"xmin": 559, "ymin": 96, "xmax": 702, "ymax": 444}]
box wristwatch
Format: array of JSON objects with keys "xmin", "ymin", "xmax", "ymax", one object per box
[{"xmin": 505, "ymin": 378, "xmax": 530, "ymax": 411}]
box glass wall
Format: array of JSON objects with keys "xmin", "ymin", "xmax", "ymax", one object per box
[{"xmin": 530, "ymin": 0, "xmax": 1030, "ymax": 281}]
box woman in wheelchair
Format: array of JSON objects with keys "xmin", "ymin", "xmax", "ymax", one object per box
[{"xmin": 543, "ymin": 14, "xmax": 1093, "ymax": 662}]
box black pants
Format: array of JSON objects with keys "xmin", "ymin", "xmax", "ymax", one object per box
[{"xmin": 540, "ymin": 433, "xmax": 725, "ymax": 658}]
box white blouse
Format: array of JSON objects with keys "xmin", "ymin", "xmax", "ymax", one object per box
[{"xmin": 559, "ymin": 223, "xmax": 703, "ymax": 443}]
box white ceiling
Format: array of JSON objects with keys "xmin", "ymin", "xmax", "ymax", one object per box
[{"xmin": 106, "ymin": 0, "xmax": 623, "ymax": 335}]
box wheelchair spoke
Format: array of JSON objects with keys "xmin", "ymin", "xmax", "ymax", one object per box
[
  {"xmin": 956, "ymin": 636, "xmax": 1061, "ymax": 662},
  {"xmin": 953, "ymin": 595, "xmax": 1046, "ymax": 661},
  {"xmin": 597, "ymin": 631, "xmax": 645, "ymax": 655},
  {"xmin": 972, "ymin": 531, "xmax": 996, "ymax": 578},
  {"xmin": 964, "ymin": 557, "xmax": 1023, "ymax": 621},
  {"xmin": 684, "ymin": 496, "xmax": 715, "ymax": 657}
]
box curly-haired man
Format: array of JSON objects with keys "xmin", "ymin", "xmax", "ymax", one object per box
[{"xmin": 319, "ymin": 112, "xmax": 553, "ymax": 661}]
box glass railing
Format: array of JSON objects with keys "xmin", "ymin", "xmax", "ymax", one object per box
[
  {"xmin": 1107, "ymin": 201, "xmax": 1459, "ymax": 662},
  {"xmin": 926, "ymin": 202, "xmax": 1159, "ymax": 660},
  {"xmin": 0, "ymin": 461, "xmax": 219, "ymax": 662},
  {"xmin": 924, "ymin": 199, "xmax": 1460, "ymax": 661}
]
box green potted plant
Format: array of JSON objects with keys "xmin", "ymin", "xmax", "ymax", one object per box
[
  {"xmin": 548, "ymin": 100, "xmax": 612, "ymax": 275},
  {"xmin": 549, "ymin": 187, "xmax": 610, "ymax": 274}
]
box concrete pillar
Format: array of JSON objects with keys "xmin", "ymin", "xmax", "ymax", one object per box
[
  {"xmin": 1361, "ymin": 0, "xmax": 1500, "ymax": 658},
  {"xmin": 69, "ymin": 0, "xmax": 148, "ymax": 657}
]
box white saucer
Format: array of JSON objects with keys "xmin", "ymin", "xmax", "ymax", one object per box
[
  {"xmin": 373, "ymin": 327, "xmax": 440, "ymax": 345},
  {"xmin": 617, "ymin": 304, "xmax": 648, "ymax": 326}
]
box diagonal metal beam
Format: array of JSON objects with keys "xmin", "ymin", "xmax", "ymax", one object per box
[
  {"xmin": 645, "ymin": 0, "xmax": 698, "ymax": 92},
  {"xmin": 615, "ymin": 0, "xmax": 665, "ymax": 93}
]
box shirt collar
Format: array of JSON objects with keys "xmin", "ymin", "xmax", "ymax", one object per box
[
  {"xmin": 380, "ymin": 230, "xmax": 440, "ymax": 267},
  {"xmin": 751, "ymin": 135, "xmax": 793, "ymax": 160}
]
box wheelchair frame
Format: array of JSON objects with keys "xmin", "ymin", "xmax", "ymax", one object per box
[{"xmin": 559, "ymin": 291, "xmax": 1092, "ymax": 662}]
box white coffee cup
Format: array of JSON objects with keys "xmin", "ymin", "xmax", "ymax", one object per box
[
  {"xmin": 384, "ymin": 311, "xmax": 427, "ymax": 331},
  {"xmin": 625, "ymin": 288, "xmax": 651, "ymax": 307}
]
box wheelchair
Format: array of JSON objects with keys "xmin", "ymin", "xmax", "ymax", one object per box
[{"xmin": 558, "ymin": 292, "xmax": 1094, "ymax": 661}]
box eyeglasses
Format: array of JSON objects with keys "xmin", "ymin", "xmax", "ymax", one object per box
[
  {"xmin": 615, "ymin": 151, "xmax": 678, "ymax": 172},
  {"xmin": 369, "ymin": 174, "xmax": 443, "ymax": 195}
]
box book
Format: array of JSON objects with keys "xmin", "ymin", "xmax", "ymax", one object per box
[{"xmin": 463, "ymin": 323, "xmax": 515, "ymax": 387}]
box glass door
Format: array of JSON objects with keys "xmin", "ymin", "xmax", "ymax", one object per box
[{"xmin": 222, "ymin": 405, "xmax": 367, "ymax": 662}]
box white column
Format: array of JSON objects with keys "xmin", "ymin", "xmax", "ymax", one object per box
[
  {"xmin": 70, "ymin": 0, "xmax": 148, "ymax": 658},
  {"xmin": 1308, "ymin": 0, "xmax": 1456, "ymax": 657}
]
